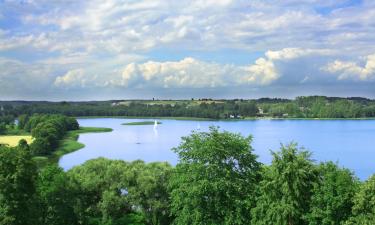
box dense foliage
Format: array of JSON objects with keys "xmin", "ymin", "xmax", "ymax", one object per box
[
  {"xmin": 17, "ymin": 114, "xmax": 79, "ymax": 155},
  {"xmin": 1, "ymin": 127, "xmax": 374, "ymax": 225},
  {"xmin": 1, "ymin": 96, "xmax": 375, "ymax": 119},
  {"xmin": 170, "ymin": 127, "xmax": 260, "ymax": 225}
]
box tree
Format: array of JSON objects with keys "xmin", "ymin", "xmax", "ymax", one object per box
[
  {"xmin": 0, "ymin": 143, "xmax": 38, "ymax": 225},
  {"xmin": 67, "ymin": 158, "xmax": 171, "ymax": 225},
  {"xmin": 251, "ymin": 143, "xmax": 318, "ymax": 225},
  {"xmin": 17, "ymin": 114, "xmax": 29, "ymax": 130},
  {"xmin": 170, "ymin": 127, "xmax": 261, "ymax": 225},
  {"xmin": 0, "ymin": 122, "xmax": 6, "ymax": 135},
  {"xmin": 36, "ymin": 165, "xmax": 78, "ymax": 225},
  {"xmin": 344, "ymin": 175, "xmax": 375, "ymax": 225},
  {"xmin": 306, "ymin": 162, "xmax": 358, "ymax": 225}
]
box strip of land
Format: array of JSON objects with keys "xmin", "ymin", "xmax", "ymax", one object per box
[{"xmin": 32, "ymin": 126, "xmax": 112, "ymax": 168}]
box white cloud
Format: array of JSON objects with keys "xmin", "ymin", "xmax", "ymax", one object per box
[
  {"xmin": 54, "ymin": 56, "xmax": 282, "ymax": 89},
  {"xmin": 324, "ymin": 54, "xmax": 375, "ymax": 81},
  {"xmin": 54, "ymin": 69, "xmax": 86, "ymax": 87},
  {"xmin": 53, "ymin": 48, "xmax": 332, "ymax": 89}
]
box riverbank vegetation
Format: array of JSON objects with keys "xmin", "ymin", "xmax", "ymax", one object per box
[
  {"xmin": 0, "ymin": 114, "xmax": 112, "ymax": 168},
  {"xmin": 1, "ymin": 96, "xmax": 375, "ymax": 119},
  {"xmin": 1, "ymin": 127, "xmax": 374, "ymax": 225}
]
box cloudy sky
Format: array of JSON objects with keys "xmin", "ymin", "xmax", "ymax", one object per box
[{"xmin": 1, "ymin": 0, "xmax": 375, "ymax": 100}]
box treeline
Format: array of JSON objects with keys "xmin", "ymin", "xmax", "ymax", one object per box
[
  {"xmin": 1, "ymin": 96, "xmax": 375, "ymax": 119},
  {"xmin": 0, "ymin": 115, "xmax": 15, "ymax": 134},
  {"xmin": 18, "ymin": 114, "xmax": 79, "ymax": 155},
  {"xmin": 1, "ymin": 127, "xmax": 375, "ymax": 225}
]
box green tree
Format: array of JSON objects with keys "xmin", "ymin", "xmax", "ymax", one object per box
[
  {"xmin": 170, "ymin": 127, "xmax": 261, "ymax": 225},
  {"xmin": 67, "ymin": 158, "xmax": 171, "ymax": 225},
  {"xmin": 0, "ymin": 122, "xmax": 6, "ymax": 134},
  {"xmin": 0, "ymin": 143, "xmax": 38, "ymax": 225},
  {"xmin": 36, "ymin": 165, "xmax": 78, "ymax": 225},
  {"xmin": 344, "ymin": 175, "xmax": 375, "ymax": 225},
  {"xmin": 251, "ymin": 143, "xmax": 318, "ymax": 225},
  {"xmin": 306, "ymin": 162, "xmax": 358, "ymax": 225}
]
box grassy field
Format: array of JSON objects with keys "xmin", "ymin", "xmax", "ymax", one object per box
[
  {"xmin": 33, "ymin": 126, "xmax": 112, "ymax": 167},
  {"xmin": 0, "ymin": 135, "xmax": 33, "ymax": 147},
  {"xmin": 122, "ymin": 121, "xmax": 162, "ymax": 125}
]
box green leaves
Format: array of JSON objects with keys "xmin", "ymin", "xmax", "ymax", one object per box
[
  {"xmin": 344, "ymin": 175, "xmax": 375, "ymax": 224},
  {"xmin": 306, "ymin": 162, "xmax": 358, "ymax": 225},
  {"xmin": 252, "ymin": 143, "xmax": 317, "ymax": 225},
  {"xmin": 0, "ymin": 143, "xmax": 38, "ymax": 225},
  {"xmin": 170, "ymin": 127, "xmax": 261, "ymax": 225}
]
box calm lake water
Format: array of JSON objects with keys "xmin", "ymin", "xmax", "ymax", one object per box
[{"xmin": 59, "ymin": 118, "xmax": 375, "ymax": 180}]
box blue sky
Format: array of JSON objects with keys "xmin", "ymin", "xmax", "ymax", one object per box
[{"xmin": 1, "ymin": 0, "xmax": 375, "ymax": 100}]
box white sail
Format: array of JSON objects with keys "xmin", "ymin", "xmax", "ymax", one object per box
[{"xmin": 154, "ymin": 120, "xmax": 158, "ymax": 129}]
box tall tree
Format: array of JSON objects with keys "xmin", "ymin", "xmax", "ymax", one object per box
[
  {"xmin": 306, "ymin": 162, "xmax": 358, "ymax": 225},
  {"xmin": 170, "ymin": 127, "xmax": 261, "ymax": 225},
  {"xmin": 0, "ymin": 143, "xmax": 38, "ymax": 225},
  {"xmin": 36, "ymin": 165, "xmax": 78, "ymax": 225},
  {"xmin": 251, "ymin": 143, "xmax": 318, "ymax": 225},
  {"xmin": 344, "ymin": 175, "xmax": 375, "ymax": 225}
]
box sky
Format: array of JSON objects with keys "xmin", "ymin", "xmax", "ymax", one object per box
[{"xmin": 1, "ymin": 0, "xmax": 375, "ymax": 100}]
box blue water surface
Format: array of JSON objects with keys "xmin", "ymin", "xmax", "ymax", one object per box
[{"xmin": 59, "ymin": 118, "xmax": 375, "ymax": 180}]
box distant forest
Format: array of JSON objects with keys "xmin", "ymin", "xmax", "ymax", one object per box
[{"xmin": 1, "ymin": 96, "xmax": 375, "ymax": 119}]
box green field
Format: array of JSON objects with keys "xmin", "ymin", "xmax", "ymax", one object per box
[
  {"xmin": 0, "ymin": 135, "xmax": 33, "ymax": 147},
  {"xmin": 122, "ymin": 121, "xmax": 162, "ymax": 125}
]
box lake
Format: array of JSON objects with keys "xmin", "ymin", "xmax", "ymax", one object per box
[{"xmin": 59, "ymin": 118, "xmax": 375, "ymax": 180}]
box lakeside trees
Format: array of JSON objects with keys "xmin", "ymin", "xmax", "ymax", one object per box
[
  {"xmin": 170, "ymin": 127, "xmax": 260, "ymax": 225},
  {"xmin": 1, "ymin": 127, "xmax": 375, "ymax": 224},
  {"xmin": 1, "ymin": 96, "xmax": 375, "ymax": 119},
  {"xmin": 17, "ymin": 114, "xmax": 80, "ymax": 155},
  {"xmin": 251, "ymin": 143, "xmax": 318, "ymax": 225}
]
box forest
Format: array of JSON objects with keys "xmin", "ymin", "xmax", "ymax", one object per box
[
  {"xmin": 1, "ymin": 124, "xmax": 375, "ymax": 225},
  {"xmin": 1, "ymin": 96, "xmax": 375, "ymax": 119}
]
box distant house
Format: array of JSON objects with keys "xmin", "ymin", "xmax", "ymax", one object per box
[{"xmin": 229, "ymin": 115, "xmax": 235, "ymax": 119}]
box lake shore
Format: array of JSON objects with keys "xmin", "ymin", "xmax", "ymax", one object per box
[
  {"xmin": 33, "ymin": 126, "xmax": 112, "ymax": 168},
  {"xmin": 76, "ymin": 115, "xmax": 375, "ymax": 121}
]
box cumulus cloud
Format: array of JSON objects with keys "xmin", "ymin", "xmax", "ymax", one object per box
[
  {"xmin": 55, "ymin": 57, "xmax": 280, "ymax": 89},
  {"xmin": 53, "ymin": 48, "xmax": 333, "ymax": 89},
  {"xmin": 1, "ymin": 0, "xmax": 375, "ymax": 99},
  {"xmin": 324, "ymin": 54, "xmax": 375, "ymax": 81}
]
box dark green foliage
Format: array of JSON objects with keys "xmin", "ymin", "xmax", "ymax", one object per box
[
  {"xmin": 2, "ymin": 96, "xmax": 374, "ymax": 119},
  {"xmin": 25, "ymin": 114, "xmax": 79, "ymax": 155},
  {"xmin": 67, "ymin": 158, "xmax": 172, "ymax": 225},
  {"xmin": 0, "ymin": 123, "xmax": 6, "ymax": 134},
  {"xmin": 0, "ymin": 143, "xmax": 38, "ymax": 225},
  {"xmin": 170, "ymin": 127, "xmax": 261, "ymax": 225},
  {"xmin": 306, "ymin": 162, "xmax": 358, "ymax": 225},
  {"xmin": 344, "ymin": 175, "xmax": 375, "ymax": 224},
  {"xmin": 251, "ymin": 143, "xmax": 318, "ymax": 225},
  {"xmin": 36, "ymin": 165, "xmax": 78, "ymax": 225}
]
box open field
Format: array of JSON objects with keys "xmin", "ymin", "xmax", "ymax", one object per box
[{"xmin": 0, "ymin": 135, "xmax": 33, "ymax": 147}]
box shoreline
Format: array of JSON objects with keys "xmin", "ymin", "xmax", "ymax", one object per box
[
  {"xmin": 33, "ymin": 126, "xmax": 112, "ymax": 168},
  {"xmin": 76, "ymin": 115, "xmax": 375, "ymax": 121}
]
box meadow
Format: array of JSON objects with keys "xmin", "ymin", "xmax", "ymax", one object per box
[{"xmin": 0, "ymin": 135, "xmax": 33, "ymax": 146}]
